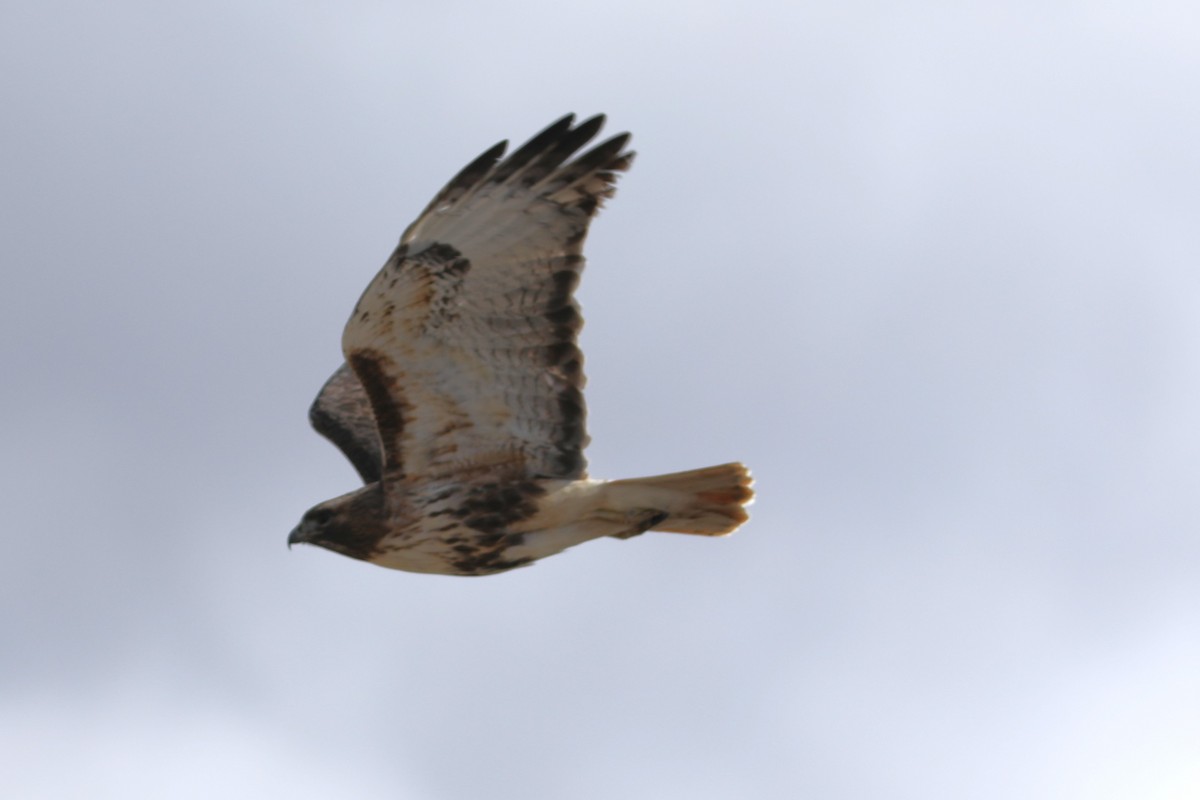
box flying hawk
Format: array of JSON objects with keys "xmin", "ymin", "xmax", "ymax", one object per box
[{"xmin": 289, "ymin": 114, "xmax": 753, "ymax": 575}]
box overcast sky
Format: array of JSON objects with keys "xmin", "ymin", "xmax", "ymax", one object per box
[{"xmin": 3, "ymin": 1, "xmax": 1199, "ymax": 798}]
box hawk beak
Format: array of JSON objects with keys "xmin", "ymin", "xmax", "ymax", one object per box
[{"xmin": 287, "ymin": 524, "xmax": 306, "ymax": 549}]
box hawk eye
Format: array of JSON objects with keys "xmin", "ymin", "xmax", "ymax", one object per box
[{"xmin": 310, "ymin": 508, "xmax": 334, "ymax": 525}]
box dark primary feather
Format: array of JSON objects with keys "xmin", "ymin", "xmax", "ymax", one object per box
[
  {"xmin": 403, "ymin": 140, "xmax": 509, "ymax": 242},
  {"xmin": 485, "ymin": 114, "xmax": 576, "ymax": 186}
]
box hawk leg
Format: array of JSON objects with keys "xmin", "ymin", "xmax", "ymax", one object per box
[{"xmin": 611, "ymin": 510, "xmax": 670, "ymax": 540}]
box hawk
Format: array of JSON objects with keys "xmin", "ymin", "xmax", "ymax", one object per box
[{"xmin": 289, "ymin": 114, "xmax": 753, "ymax": 575}]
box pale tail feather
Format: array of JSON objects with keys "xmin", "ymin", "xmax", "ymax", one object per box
[{"xmin": 607, "ymin": 462, "xmax": 754, "ymax": 536}]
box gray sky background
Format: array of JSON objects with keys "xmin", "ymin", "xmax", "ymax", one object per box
[{"xmin": 3, "ymin": 1, "xmax": 1199, "ymax": 798}]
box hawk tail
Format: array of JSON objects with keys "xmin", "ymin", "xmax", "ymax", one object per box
[{"xmin": 608, "ymin": 462, "xmax": 754, "ymax": 536}]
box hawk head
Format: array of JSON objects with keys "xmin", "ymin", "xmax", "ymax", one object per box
[{"xmin": 288, "ymin": 483, "xmax": 386, "ymax": 562}]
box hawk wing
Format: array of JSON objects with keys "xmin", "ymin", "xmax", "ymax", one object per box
[
  {"xmin": 340, "ymin": 114, "xmax": 634, "ymax": 485},
  {"xmin": 308, "ymin": 362, "xmax": 382, "ymax": 484}
]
